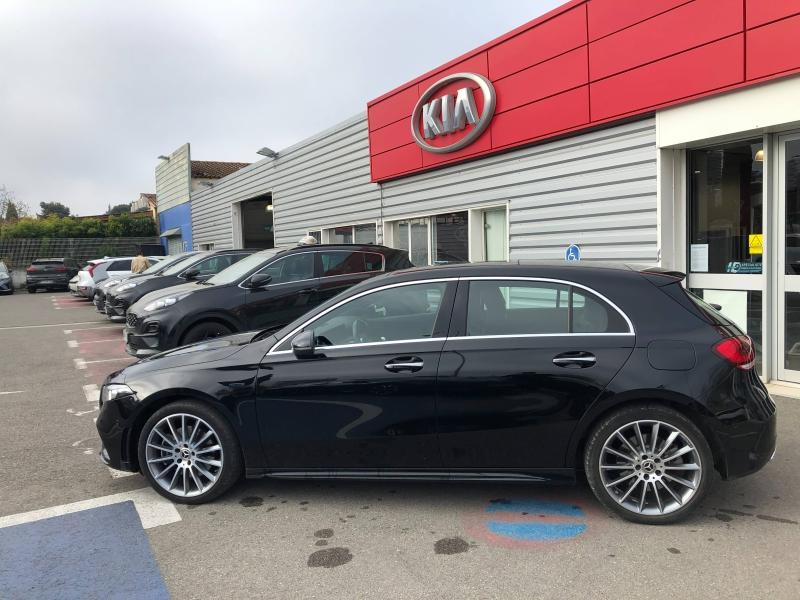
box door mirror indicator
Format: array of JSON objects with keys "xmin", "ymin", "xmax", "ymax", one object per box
[
  {"xmin": 249, "ymin": 273, "xmax": 272, "ymax": 289},
  {"xmin": 183, "ymin": 268, "xmax": 200, "ymax": 280},
  {"xmin": 292, "ymin": 331, "xmax": 315, "ymax": 359}
]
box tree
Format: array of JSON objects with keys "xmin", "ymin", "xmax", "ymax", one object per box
[
  {"xmin": 5, "ymin": 202, "xmax": 19, "ymax": 221},
  {"xmin": 38, "ymin": 201, "xmax": 71, "ymax": 218},
  {"xmin": 105, "ymin": 203, "xmax": 131, "ymax": 215}
]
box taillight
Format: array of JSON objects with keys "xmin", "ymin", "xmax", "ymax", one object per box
[
  {"xmin": 713, "ymin": 335, "xmax": 755, "ymax": 370},
  {"xmin": 26, "ymin": 267, "xmax": 35, "ymax": 273},
  {"xmin": 55, "ymin": 266, "xmax": 68, "ymax": 272},
  {"xmin": 87, "ymin": 264, "xmax": 96, "ymax": 277}
]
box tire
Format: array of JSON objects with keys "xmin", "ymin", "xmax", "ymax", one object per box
[
  {"xmin": 181, "ymin": 321, "xmax": 233, "ymax": 345},
  {"xmin": 584, "ymin": 404, "xmax": 713, "ymax": 525},
  {"xmin": 138, "ymin": 400, "xmax": 243, "ymax": 504}
]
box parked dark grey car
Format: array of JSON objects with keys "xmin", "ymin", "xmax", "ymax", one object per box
[
  {"xmin": 26, "ymin": 258, "xmax": 79, "ymax": 292},
  {"xmin": 0, "ymin": 261, "xmax": 13, "ymax": 294}
]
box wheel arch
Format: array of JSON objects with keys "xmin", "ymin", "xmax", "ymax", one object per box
[
  {"xmin": 567, "ymin": 390, "xmax": 725, "ymax": 477},
  {"xmin": 125, "ymin": 389, "xmax": 241, "ymax": 472},
  {"xmin": 177, "ymin": 312, "xmax": 241, "ymax": 346}
]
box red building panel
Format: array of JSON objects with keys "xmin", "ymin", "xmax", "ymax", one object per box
[
  {"xmin": 418, "ymin": 53, "xmax": 488, "ymax": 94},
  {"xmin": 587, "ymin": 0, "xmax": 691, "ymax": 41},
  {"xmin": 370, "ymin": 143, "xmax": 421, "ymax": 181},
  {"xmin": 492, "ymin": 86, "xmax": 590, "ymax": 149},
  {"xmin": 589, "ymin": 0, "xmax": 743, "ymax": 81},
  {"xmin": 591, "ymin": 35, "xmax": 744, "ymax": 120},
  {"xmin": 746, "ymin": 0, "xmax": 800, "ymax": 27},
  {"xmin": 369, "ymin": 117, "xmax": 412, "ymax": 156},
  {"xmin": 746, "ymin": 14, "xmax": 800, "ymax": 80},
  {"xmin": 495, "ymin": 47, "xmax": 587, "ymax": 114},
  {"xmin": 487, "ymin": 5, "xmax": 587, "ymax": 80},
  {"xmin": 367, "ymin": 85, "xmax": 418, "ymax": 132}
]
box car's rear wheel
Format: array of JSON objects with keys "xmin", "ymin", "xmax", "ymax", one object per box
[
  {"xmin": 181, "ymin": 321, "xmax": 233, "ymax": 345},
  {"xmin": 584, "ymin": 404, "xmax": 713, "ymax": 524},
  {"xmin": 137, "ymin": 400, "xmax": 243, "ymax": 504}
]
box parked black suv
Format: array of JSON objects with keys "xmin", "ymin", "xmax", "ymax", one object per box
[
  {"xmin": 124, "ymin": 244, "xmax": 412, "ymax": 357},
  {"xmin": 104, "ymin": 250, "xmax": 254, "ymax": 321},
  {"xmin": 26, "ymin": 258, "xmax": 80, "ymax": 292}
]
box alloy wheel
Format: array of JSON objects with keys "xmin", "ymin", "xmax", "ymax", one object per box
[
  {"xmin": 599, "ymin": 419, "xmax": 702, "ymax": 516},
  {"xmin": 144, "ymin": 413, "xmax": 224, "ymax": 498}
]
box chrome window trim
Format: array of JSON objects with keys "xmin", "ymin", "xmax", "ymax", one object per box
[
  {"xmin": 267, "ymin": 274, "xmax": 635, "ymax": 355},
  {"xmin": 268, "ymin": 277, "xmax": 458, "ymax": 354},
  {"xmin": 270, "ymin": 337, "xmax": 447, "ymax": 355},
  {"xmin": 461, "ymin": 276, "xmax": 635, "ymax": 336}
]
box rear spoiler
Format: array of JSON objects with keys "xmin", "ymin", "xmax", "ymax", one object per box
[{"xmin": 637, "ymin": 267, "xmax": 686, "ymax": 287}]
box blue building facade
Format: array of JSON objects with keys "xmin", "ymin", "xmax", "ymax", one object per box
[{"xmin": 158, "ymin": 202, "xmax": 192, "ymax": 253}]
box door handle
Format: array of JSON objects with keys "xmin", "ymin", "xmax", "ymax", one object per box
[
  {"xmin": 552, "ymin": 351, "xmax": 596, "ymax": 368},
  {"xmin": 297, "ymin": 288, "xmax": 314, "ymax": 295},
  {"xmin": 384, "ymin": 356, "xmax": 424, "ymax": 373}
]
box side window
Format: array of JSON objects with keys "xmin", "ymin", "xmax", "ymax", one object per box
[
  {"xmin": 188, "ymin": 255, "xmax": 233, "ymax": 276},
  {"xmin": 320, "ymin": 251, "xmax": 365, "ymax": 277},
  {"xmin": 468, "ymin": 281, "xmax": 570, "ymax": 336},
  {"xmin": 466, "ymin": 280, "xmax": 629, "ymax": 335},
  {"xmin": 307, "ymin": 282, "xmax": 447, "ymax": 347},
  {"xmin": 110, "ymin": 260, "xmax": 132, "ymax": 271},
  {"xmin": 572, "ymin": 289, "xmax": 629, "ymax": 333},
  {"xmin": 260, "ymin": 252, "xmax": 315, "ymax": 284},
  {"xmin": 364, "ymin": 253, "xmax": 383, "ymax": 272}
]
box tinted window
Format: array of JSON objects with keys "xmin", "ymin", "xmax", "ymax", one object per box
[
  {"xmin": 260, "ymin": 252, "xmax": 315, "ymax": 284},
  {"xmin": 320, "ymin": 251, "xmax": 365, "ymax": 276},
  {"xmin": 308, "ymin": 282, "xmax": 447, "ymax": 347},
  {"xmin": 109, "ymin": 260, "xmax": 132, "ymax": 271},
  {"xmin": 467, "ymin": 281, "xmax": 628, "ymax": 336},
  {"xmin": 207, "ymin": 250, "xmax": 280, "ymax": 285},
  {"xmin": 184, "ymin": 254, "xmax": 243, "ymax": 277},
  {"xmin": 364, "ymin": 253, "xmax": 383, "ymax": 271}
]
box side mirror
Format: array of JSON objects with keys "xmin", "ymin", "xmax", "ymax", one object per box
[
  {"xmin": 248, "ymin": 273, "xmax": 272, "ymax": 289},
  {"xmin": 709, "ymin": 303, "xmax": 723, "ymax": 311},
  {"xmin": 183, "ymin": 268, "xmax": 200, "ymax": 280},
  {"xmin": 291, "ymin": 331, "xmax": 315, "ymax": 359}
]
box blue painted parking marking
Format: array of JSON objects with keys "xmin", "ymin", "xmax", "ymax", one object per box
[
  {"xmin": 0, "ymin": 501, "xmax": 169, "ymax": 600},
  {"xmin": 487, "ymin": 521, "xmax": 587, "ymax": 541}
]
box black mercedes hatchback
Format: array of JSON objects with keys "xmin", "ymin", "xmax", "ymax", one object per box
[
  {"xmin": 123, "ymin": 244, "xmax": 413, "ymax": 357},
  {"xmin": 104, "ymin": 249, "xmax": 254, "ymax": 321},
  {"xmin": 98, "ymin": 262, "xmax": 776, "ymax": 524}
]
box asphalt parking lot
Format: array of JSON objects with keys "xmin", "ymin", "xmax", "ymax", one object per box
[{"xmin": 0, "ymin": 291, "xmax": 799, "ymax": 599}]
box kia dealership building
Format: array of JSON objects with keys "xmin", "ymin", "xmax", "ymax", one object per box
[{"xmin": 190, "ymin": 0, "xmax": 800, "ymax": 384}]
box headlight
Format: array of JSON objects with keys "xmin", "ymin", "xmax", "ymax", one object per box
[
  {"xmin": 100, "ymin": 383, "xmax": 135, "ymax": 403},
  {"xmin": 143, "ymin": 293, "xmax": 188, "ymax": 312},
  {"xmin": 104, "ymin": 278, "xmax": 126, "ymax": 289},
  {"xmin": 0, "ymin": 274, "xmax": 9, "ymax": 281},
  {"xmin": 116, "ymin": 282, "xmax": 138, "ymax": 292}
]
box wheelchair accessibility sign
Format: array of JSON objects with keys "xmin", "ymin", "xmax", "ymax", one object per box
[{"xmin": 565, "ymin": 244, "xmax": 581, "ymax": 262}]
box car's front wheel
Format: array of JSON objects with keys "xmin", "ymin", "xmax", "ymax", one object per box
[
  {"xmin": 138, "ymin": 400, "xmax": 243, "ymax": 504},
  {"xmin": 181, "ymin": 321, "xmax": 233, "ymax": 345},
  {"xmin": 584, "ymin": 404, "xmax": 713, "ymax": 524}
]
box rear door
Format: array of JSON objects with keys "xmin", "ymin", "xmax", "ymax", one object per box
[
  {"xmin": 241, "ymin": 251, "xmax": 318, "ymax": 330},
  {"xmin": 437, "ymin": 278, "xmax": 635, "ymax": 471},
  {"xmin": 106, "ymin": 259, "xmax": 133, "ymax": 278}
]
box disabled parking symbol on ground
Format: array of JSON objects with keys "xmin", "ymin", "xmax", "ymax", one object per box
[{"xmin": 464, "ymin": 497, "xmax": 594, "ymax": 549}]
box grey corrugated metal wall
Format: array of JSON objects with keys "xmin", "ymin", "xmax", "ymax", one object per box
[
  {"xmin": 380, "ymin": 118, "xmax": 657, "ymax": 262},
  {"xmin": 155, "ymin": 143, "xmax": 191, "ymax": 213},
  {"xmin": 191, "ymin": 114, "xmax": 380, "ymax": 250},
  {"xmin": 191, "ymin": 115, "xmax": 657, "ymax": 262}
]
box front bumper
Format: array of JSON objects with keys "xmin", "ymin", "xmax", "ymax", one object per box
[
  {"xmin": 105, "ymin": 298, "xmax": 128, "ymax": 321},
  {"xmin": 96, "ymin": 386, "xmax": 140, "ymax": 472},
  {"xmin": 124, "ymin": 312, "xmax": 165, "ymax": 357},
  {"xmin": 0, "ymin": 279, "xmax": 12, "ymax": 293}
]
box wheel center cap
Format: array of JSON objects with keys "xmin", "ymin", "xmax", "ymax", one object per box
[
  {"xmin": 181, "ymin": 448, "xmax": 191, "ymax": 459},
  {"xmin": 641, "ymin": 460, "xmax": 656, "ymax": 473}
]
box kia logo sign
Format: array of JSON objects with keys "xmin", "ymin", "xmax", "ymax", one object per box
[{"xmin": 411, "ymin": 72, "xmax": 496, "ymax": 154}]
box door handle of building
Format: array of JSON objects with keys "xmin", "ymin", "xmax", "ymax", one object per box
[
  {"xmin": 384, "ymin": 356, "xmax": 424, "ymax": 373},
  {"xmin": 552, "ymin": 352, "xmax": 596, "ymax": 368}
]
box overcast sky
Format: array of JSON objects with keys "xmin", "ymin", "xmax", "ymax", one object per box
[{"xmin": 0, "ymin": 0, "xmax": 561, "ymax": 216}]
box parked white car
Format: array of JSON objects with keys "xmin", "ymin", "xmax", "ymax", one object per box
[
  {"xmin": 73, "ymin": 260, "xmax": 108, "ymax": 297},
  {"xmin": 76, "ymin": 256, "xmax": 163, "ymax": 299}
]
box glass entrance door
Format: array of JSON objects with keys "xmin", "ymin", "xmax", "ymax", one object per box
[{"xmin": 777, "ymin": 134, "xmax": 800, "ymax": 382}]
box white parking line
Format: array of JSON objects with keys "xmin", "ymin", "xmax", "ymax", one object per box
[
  {"xmin": 64, "ymin": 325, "xmax": 120, "ymax": 334},
  {"xmin": 74, "ymin": 357, "xmax": 131, "ymax": 370},
  {"xmin": 69, "ymin": 338, "xmax": 121, "ymax": 346},
  {"xmin": 83, "ymin": 384, "xmax": 100, "ymax": 403},
  {"xmin": 67, "ymin": 340, "xmax": 78, "ymax": 348},
  {"xmin": 0, "ymin": 321, "xmax": 111, "ymax": 331},
  {"xmin": 0, "ymin": 487, "xmax": 181, "ymax": 530},
  {"xmin": 0, "ymin": 391, "xmax": 25, "ymax": 396}
]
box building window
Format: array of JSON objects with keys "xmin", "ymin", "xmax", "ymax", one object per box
[
  {"xmin": 199, "ymin": 243, "xmax": 215, "ymax": 251},
  {"xmin": 688, "ymin": 140, "xmax": 764, "ymax": 274},
  {"xmin": 320, "ymin": 223, "xmax": 376, "ymax": 245},
  {"xmin": 307, "ymin": 231, "xmax": 322, "ymax": 243},
  {"xmin": 388, "ymin": 207, "xmax": 507, "ymax": 266}
]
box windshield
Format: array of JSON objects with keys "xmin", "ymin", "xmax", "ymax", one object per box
[
  {"xmin": 162, "ymin": 252, "xmax": 210, "ymax": 276},
  {"xmin": 143, "ymin": 253, "xmax": 191, "ymax": 275},
  {"xmin": 206, "ymin": 249, "xmax": 282, "ymax": 286}
]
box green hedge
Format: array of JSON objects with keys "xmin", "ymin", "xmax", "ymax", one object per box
[{"xmin": 0, "ymin": 214, "xmax": 157, "ymax": 239}]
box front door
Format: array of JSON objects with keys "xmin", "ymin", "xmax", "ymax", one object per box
[
  {"xmin": 255, "ymin": 279, "xmax": 455, "ymax": 471},
  {"xmin": 777, "ymin": 134, "xmax": 800, "ymax": 382},
  {"xmin": 436, "ymin": 279, "xmax": 634, "ymax": 472},
  {"xmin": 242, "ymin": 251, "xmax": 318, "ymax": 331}
]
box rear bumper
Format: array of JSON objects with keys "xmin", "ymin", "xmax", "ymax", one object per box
[
  {"xmin": 713, "ymin": 406, "xmax": 777, "ymax": 480},
  {"xmin": 27, "ymin": 275, "xmax": 70, "ymax": 288}
]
